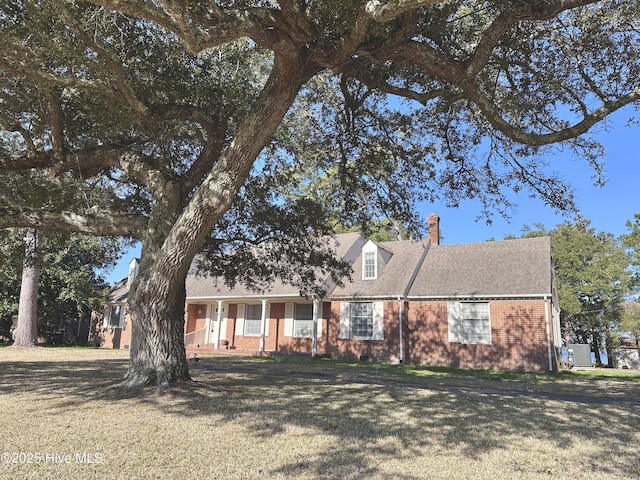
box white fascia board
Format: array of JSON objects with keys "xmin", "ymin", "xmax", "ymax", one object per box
[
  {"xmin": 407, "ymin": 293, "xmax": 552, "ymax": 301},
  {"xmin": 329, "ymin": 295, "xmax": 405, "ymax": 302},
  {"xmin": 186, "ymin": 294, "xmax": 327, "ymax": 303}
]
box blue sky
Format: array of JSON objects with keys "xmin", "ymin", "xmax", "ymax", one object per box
[
  {"xmin": 425, "ymin": 108, "xmax": 640, "ymax": 245},
  {"xmin": 104, "ymin": 108, "xmax": 639, "ymax": 284}
]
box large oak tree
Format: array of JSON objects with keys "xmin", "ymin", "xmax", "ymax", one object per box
[{"xmin": 1, "ymin": 0, "xmax": 638, "ymax": 387}]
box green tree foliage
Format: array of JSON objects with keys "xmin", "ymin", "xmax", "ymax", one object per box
[
  {"xmin": 515, "ymin": 218, "xmax": 635, "ymax": 366},
  {"xmin": 623, "ymin": 213, "xmax": 640, "ymax": 290},
  {"xmin": 620, "ymin": 303, "xmax": 640, "ymax": 347},
  {"xmin": 0, "ymin": 229, "xmax": 125, "ymax": 344},
  {"xmin": 0, "ymin": 0, "xmax": 638, "ymax": 386}
]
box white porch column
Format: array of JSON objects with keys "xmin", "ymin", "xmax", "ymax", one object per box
[
  {"xmin": 259, "ymin": 299, "xmax": 268, "ymax": 353},
  {"xmin": 312, "ymin": 299, "xmax": 320, "ymax": 357},
  {"xmin": 215, "ymin": 301, "xmax": 223, "ymax": 349}
]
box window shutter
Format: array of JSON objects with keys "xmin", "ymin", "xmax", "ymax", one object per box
[
  {"xmin": 263, "ymin": 302, "xmax": 270, "ymax": 336},
  {"xmin": 284, "ymin": 303, "xmax": 294, "ymax": 337},
  {"xmin": 372, "ymin": 302, "xmax": 384, "ymax": 340},
  {"xmin": 120, "ymin": 306, "xmax": 126, "ymax": 328},
  {"xmin": 447, "ymin": 301, "xmax": 462, "ymax": 343},
  {"xmin": 235, "ymin": 304, "xmax": 245, "ymax": 336},
  {"xmin": 315, "ymin": 302, "xmax": 323, "ymax": 338},
  {"xmin": 339, "ymin": 302, "xmax": 351, "ymax": 339}
]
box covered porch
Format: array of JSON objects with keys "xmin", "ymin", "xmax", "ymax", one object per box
[{"xmin": 183, "ymin": 297, "xmax": 328, "ymax": 357}]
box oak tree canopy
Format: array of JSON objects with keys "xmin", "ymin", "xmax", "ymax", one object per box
[{"xmin": 1, "ymin": 0, "xmax": 638, "ymax": 387}]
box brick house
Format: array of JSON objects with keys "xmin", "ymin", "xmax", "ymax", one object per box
[
  {"xmin": 97, "ymin": 215, "xmax": 561, "ymax": 372},
  {"xmin": 94, "ymin": 258, "xmax": 137, "ymax": 349},
  {"xmin": 406, "ymin": 235, "xmax": 560, "ymax": 372}
]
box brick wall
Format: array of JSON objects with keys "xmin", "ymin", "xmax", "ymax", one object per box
[
  {"xmin": 325, "ymin": 301, "xmax": 402, "ymax": 362},
  {"xmin": 185, "ymin": 304, "xmax": 207, "ymax": 333},
  {"xmin": 407, "ymin": 300, "xmax": 553, "ymax": 372},
  {"xmin": 224, "ymin": 302, "xmax": 330, "ymax": 353},
  {"xmin": 98, "ymin": 313, "xmax": 132, "ymax": 349}
]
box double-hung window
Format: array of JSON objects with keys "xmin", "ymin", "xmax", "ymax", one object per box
[
  {"xmin": 283, "ymin": 302, "xmax": 320, "ymax": 338},
  {"xmin": 106, "ymin": 305, "xmax": 125, "ymax": 328},
  {"xmin": 363, "ymin": 251, "xmax": 376, "ymax": 279},
  {"xmin": 339, "ymin": 302, "xmax": 383, "ymax": 340},
  {"xmin": 351, "ymin": 302, "xmax": 374, "ymax": 338},
  {"xmin": 244, "ymin": 304, "xmax": 262, "ymax": 336},
  {"xmin": 448, "ymin": 302, "xmax": 491, "ymax": 344},
  {"xmin": 294, "ymin": 304, "xmax": 314, "ymax": 338}
]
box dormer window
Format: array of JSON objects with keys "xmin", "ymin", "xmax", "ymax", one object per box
[
  {"xmin": 363, "ymin": 251, "xmax": 376, "ymax": 279},
  {"xmin": 361, "ymin": 239, "xmax": 391, "ymax": 280}
]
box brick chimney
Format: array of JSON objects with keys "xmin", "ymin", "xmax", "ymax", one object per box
[{"xmin": 427, "ymin": 213, "xmax": 440, "ymax": 245}]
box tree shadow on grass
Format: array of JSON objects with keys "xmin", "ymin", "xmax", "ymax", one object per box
[{"xmin": 1, "ymin": 355, "xmax": 639, "ymax": 479}]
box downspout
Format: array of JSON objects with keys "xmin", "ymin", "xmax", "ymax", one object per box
[
  {"xmin": 544, "ymin": 296, "xmax": 553, "ymax": 372},
  {"xmin": 398, "ymin": 297, "xmax": 404, "ymax": 364}
]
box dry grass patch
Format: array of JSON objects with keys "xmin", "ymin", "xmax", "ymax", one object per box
[{"xmin": 0, "ymin": 347, "xmax": 638, "ymax": 479}]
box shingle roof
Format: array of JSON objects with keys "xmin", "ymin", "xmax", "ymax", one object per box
[
  {"xmin": 107, "ymin": 278, "xmax": 129, "ymax": 302},
  {"xmin": 407, "ymin": 236, "xmax": 553, "ymax": 298},
  {"xmin": 329, "ymin": 239, "xmax": 429, "ymax": 299},
  {"xmin": 185, "ymin": 232, "xmax": 364, "ymax": 300},
  {"xmin": 109, "ymin": 233, "xmax": 553, "ymax": 303}
]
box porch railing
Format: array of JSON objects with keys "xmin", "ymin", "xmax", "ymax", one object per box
[{"xmin": 184, "ymin": 327, "xmax": 206, "ymax": 346}]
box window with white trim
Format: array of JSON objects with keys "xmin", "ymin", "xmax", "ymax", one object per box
[
  {"xmin": 106, "ymin": 304, "xmax": 125, "ymax": 328},
  {"xmin": 244, "ymin": 304, "xmax": 262, "ymax": 336},
  {"xmin": 448, "ymin": 301, "xmax": 491, "ymax": 344},
  {"xmin": 294, "ymin": 303, "xmax": 314, "ymax": 338},
  {"xmin": 363, "ymin": 251, "xmax": 376, "ymax": 279},
  {"xmin": 351, "ymin": 302, "xmax": 374, "ymax": 338},
  {"xmin": 339, "ymin": 301, "xmax": 384, "ymax": 340}
]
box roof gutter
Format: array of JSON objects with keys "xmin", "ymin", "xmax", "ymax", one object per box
[{"xmin": 407, "ymin": 293, "xmax": 553, "ymax": 301}]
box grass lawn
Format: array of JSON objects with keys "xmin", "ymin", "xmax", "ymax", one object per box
[{"xmin": 0, "ymin": 348, "xmax": 639, "ymax": 480}]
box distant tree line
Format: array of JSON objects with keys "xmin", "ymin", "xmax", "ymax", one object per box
[
  {"xmin": 0, "ymin": 229, "xmax": 126, "ymax": 345},
  {"xmin": 509, "ymin": 213, "xmax": 640, "ymax": 366}
]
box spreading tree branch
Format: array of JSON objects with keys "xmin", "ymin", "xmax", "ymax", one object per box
[
  {"xmin": 465, "ymin": 0, "xmax": 601, "ymax": 78},
  {"xmin": 1, "ymin": 146, "xmax": 171, "ymax": 192},
  {"xmin": 0, "ymin": 206, "xmax": 147, "ymax": 238},
  {"xmin": 47, "ymin": 87, "xmax": 66, "ymax": 159},
  {"xmin": 467, "ymin": 85, "xmax": 640, "ymax": 146},
  {"xmin": 365, "ymin": 0, "xmax": 444, "ymax": 22}
]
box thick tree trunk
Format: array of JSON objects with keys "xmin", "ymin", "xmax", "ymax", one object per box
[
  {"xmin": 13, "ymin": 229, "xmax": 42, "ymax": 347},
  {"xmin": 122, "ymin": 263, "xmax": 191, "ymax": 389},
  {"xmin": 117, "ymin": 57, "xmax": 309, "ymax": 389},
  {"xmin": 120, "ymin": 187, "xmax": 192, "ymax": 389}
]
